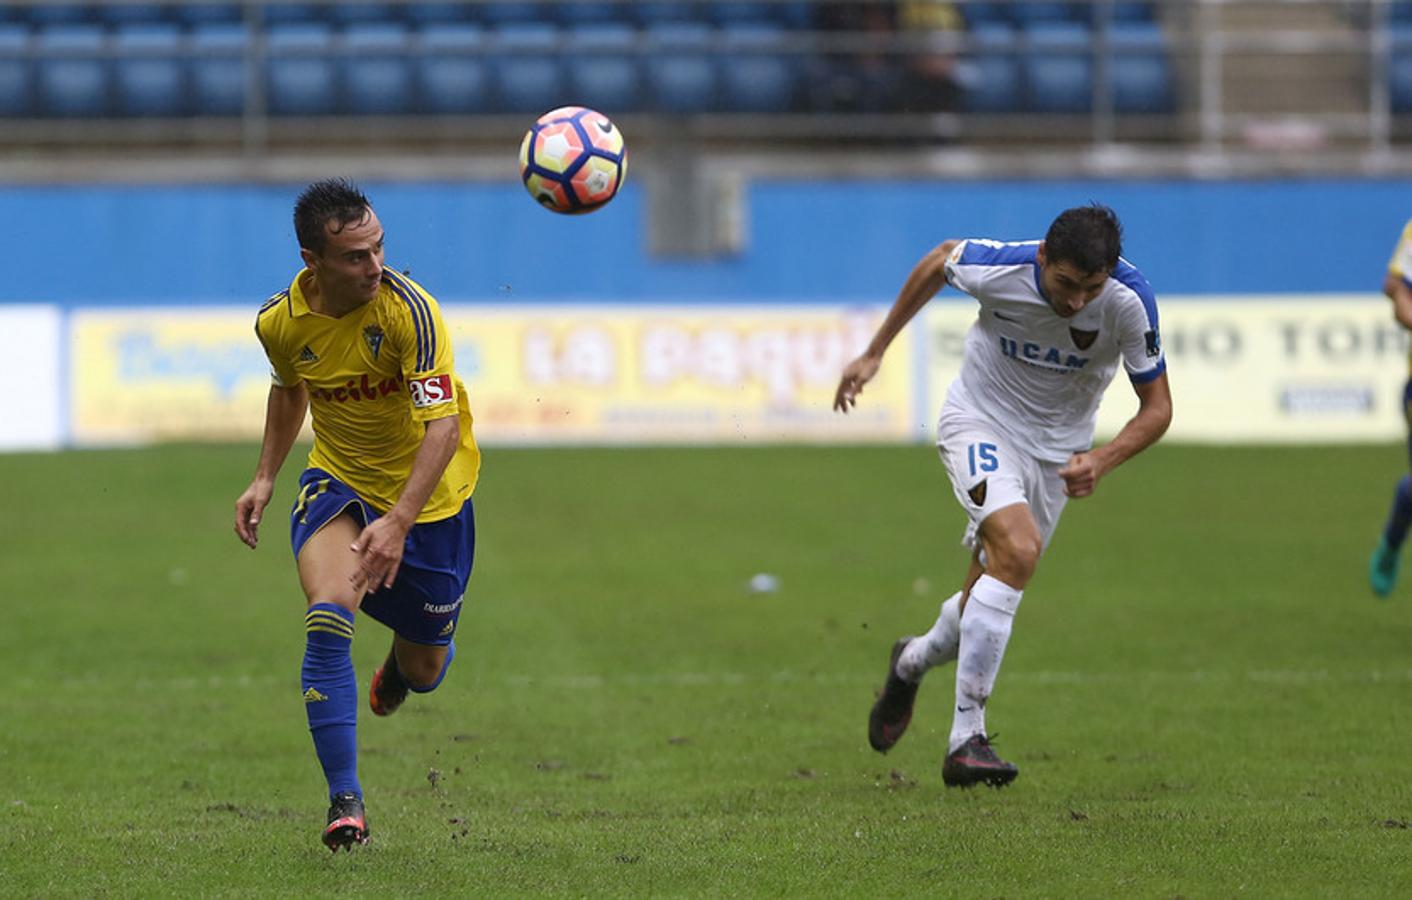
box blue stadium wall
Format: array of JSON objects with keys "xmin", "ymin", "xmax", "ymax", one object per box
[{"xmin": 3, "ymin": 177, "xmax": 1405, "ymax": 304}]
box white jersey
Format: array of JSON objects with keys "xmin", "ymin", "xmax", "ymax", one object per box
[{"xmin": 942, "ymin": 238, "xmax": 1166, "ymax": 462}]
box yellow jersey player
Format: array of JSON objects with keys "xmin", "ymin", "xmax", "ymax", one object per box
[
  {"xmin": 233, "ymin": 179, "xmax": 481, "ymax": 852},
  {"xmin": 1369, "ymin": 218, "xmax": 1412, "ymax": 596}
]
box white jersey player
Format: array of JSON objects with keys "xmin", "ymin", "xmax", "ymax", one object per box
[
  {"xmin": 1367, "ymin": 218, "xmax": 1412, "ymax": 597},
  {"xmin": 834, "ymin": 205, "xmax": 1172, "ymax": 788}
]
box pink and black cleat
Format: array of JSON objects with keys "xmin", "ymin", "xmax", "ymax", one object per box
[{"xmin": 322, "ymin": 791, "xmax": 370, "ymax": 852}]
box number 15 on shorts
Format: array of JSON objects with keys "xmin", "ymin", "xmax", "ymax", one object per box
[{"xmin": 968, "ymin": 442, "xmax": 998, "ymax": 477}]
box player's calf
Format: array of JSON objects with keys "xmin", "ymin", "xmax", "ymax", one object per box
[{"xmin": 368, "ymin": 648, "xmax": 408, "ymax": 717}]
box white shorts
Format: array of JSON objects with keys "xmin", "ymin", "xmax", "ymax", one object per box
[{"xmin": 936, "ymin": 407, "xmax": 1070, "ymax": 555}]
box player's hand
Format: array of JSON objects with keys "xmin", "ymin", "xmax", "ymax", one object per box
[
  {"xmin": 1059, "ymin": 451, "xmax": 1107, "ymax": 498},
  {"xmin": 350, "ymin": 515, "xmax": 411, "ymax": 592},
  {"xmin": 834, "ymin": 354, "xmax": 882, "ymax": 412},
  {"xmin": 234, "ymin": 479, "xmax": 274, "ymax": 549}
]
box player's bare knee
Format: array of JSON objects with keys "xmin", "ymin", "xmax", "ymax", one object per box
[
  {"xmin": 305, "ymin": 594, "xmax": 360, "ymax": 615},
  {"xmin": 987, "ymin": 534, "xmax": 1040, "ymax": 587}
]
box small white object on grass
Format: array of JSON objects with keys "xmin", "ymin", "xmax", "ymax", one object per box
[{"xmin": 748, "ymin": 573, "xmax": 780, "ymax": 594}]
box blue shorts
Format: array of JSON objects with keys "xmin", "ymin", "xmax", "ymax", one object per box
[{"xmin": 289, "ymin": 468, "xmax": 475, "ymax": 646}]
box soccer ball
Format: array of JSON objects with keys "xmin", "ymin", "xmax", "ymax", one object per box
[{"xmin": 518, "ymin": 106, "xmax": 627, "ymax": 215}]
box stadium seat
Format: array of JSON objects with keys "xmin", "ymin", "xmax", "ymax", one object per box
[
  {"xmin": 415, "ymin": 22, "xmax": 490, "ymax": 114},
  {"xmin": 101, "ymin": 4, "xmax": 170, "ymax": 26},
  {"xmin": 635, "ymin": 3, "xmax": 700, "ymax": 26},
  {"xmin": 37, "ymin": 24, "xmax": 108, "ymax": 118},
  {"xmin": 26, "ymin": 4, "xmax": 92, "ymax": 27},
  {"xmin": 341, "ymin": 22, "xmax": 413, "ymax": 115},
  {"xmin": 773, "ymin": 2, "xmax": 815, "ymax": 29},
  {"xmin": 959, "ymin": 22, "xmax": 1021, "ymax": 112},
  {"xmin": 329, "ymin": 3, "xmax": 402, "ymax": 26},
  {"xmin": 263, "ymin": 3, "xmax": 324, "ymax": 25},
  {"xmin": 405, "ymin": 3, "xmax": 472, "ymax": 26},
  {"xmin": 706, "ymin": 3, "xmax": 773, "ymax": 26},
  {"xmin": 113, "ymin": 22, "xmax": 187, "ymax": 117},
  {"xmin": 491, "ymin": 23, "xmax": 564, "ymax": 114},
  {"xmin": 1008, "ymin": 2, "xmax": 1084, "ymax": 25},
  {"xmin": 719, "ymin": 23, "xmax": 799, "ymax": 113},
  {"xmin": 566, "ymin": 23, "xmax": 644, "ymax": 113},
  {"xmin": 266, "ymin": 22, "xmax": 338, "ymax": 116},
  {"xmin": 1021, "ymin": 21, "xmax": 1092, "ymax": 113},
  {"xmin": 176, "ymin": 3, "xmax": 242, "ymax": 27},
  {"xmin": 480, "ymin": 2, "xmax": 549, "ymax": 25},
  {"xmin": 558, "ymin": 2, "xmax": 630, "ymax": 26},
  {"xmin": 645, "ymin": 22, "xmax": 717, "ymax": 112},
  {"xmin": 958, "ymin": 2, "xmax": 1009, "ymax": 27},
  {"xmin": 190, "ymin": 22, "xmax": 249, "ymax": 116},
  {"xmin": 1108, "ymin": 21, "xmax": 1174, "ymax": 114},
  {"xmin": 1390, "ymin": 26, "xmax": 1412, "ymax": 112},
  {"xmin": 0, "ymin": 25, "xmax": 35, "ymax": 117},
  {"xmin": 1110, "ymin": 2, "xmax": 1157, "ymax": 23}
]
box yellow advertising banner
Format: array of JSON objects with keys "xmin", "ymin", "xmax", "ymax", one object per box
[
  {"xmin": 70, "ymin": 309, "xmax": 276, "ymax": 444},
  {"xmin": 69, "ymin": 304, "xmax": 913, "ymax": 446},
  {"xmin": 447, "ymin": 304, "xmax": 913, "ymax": 443},
  {"xmin": 924, "ymin": 296, "xmax": 1408, "ymax": 444}
]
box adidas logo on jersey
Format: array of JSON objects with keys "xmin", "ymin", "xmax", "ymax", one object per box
[{"xmin": 298, "ymin": 345, "xmax": 319, "ymax": 363}]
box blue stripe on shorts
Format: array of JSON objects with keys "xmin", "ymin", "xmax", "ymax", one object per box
[{"xmin": 289, "ymin": 468, "xmax": 475, "ymax": 645}]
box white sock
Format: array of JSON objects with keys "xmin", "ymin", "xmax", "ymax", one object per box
[
  {"xmin": 949, "ymin": 575, "xmax": 1022, "ymax": 752},
  {"xmin": 896, "ymin": 592, "xmax": 962, "ymax": 682}
]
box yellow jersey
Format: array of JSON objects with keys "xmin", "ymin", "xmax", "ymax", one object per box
[
  {"xmin": 254, "ymin": 267, "xmax": 480, "ymax": 522},
  {"xmin": 1389, "ymin": 219, "xmax": 1412, "ymax": 285}
]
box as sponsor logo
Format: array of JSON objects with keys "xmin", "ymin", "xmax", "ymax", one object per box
[{"xmin": 409, "ymin": 374, "xmax": 453, "ymax": 408}]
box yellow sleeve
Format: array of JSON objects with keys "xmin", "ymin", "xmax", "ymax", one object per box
[
  {"xmin": 254, "ymin": 302, "xmax": 301, "ymax": 387},
  {"xmin": 382, "ymin": 270, "xmax": 459, "ymax": 422},
  {"xmin": 1389, "ymin": 220, "xmax": 1412, "ymax": 280}
]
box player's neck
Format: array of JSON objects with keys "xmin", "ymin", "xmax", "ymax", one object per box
[{"xmin": 303, "ymin": 273, "xmax": 368, "ymax": 319}]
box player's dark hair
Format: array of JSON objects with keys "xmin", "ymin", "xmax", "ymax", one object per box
[
  {"xmin": 294, "ymin": 178, "xmax": 373, "ymax": 254},
  {"xmin": 1044, "ymin": 204, "xmax": 1123, "ymax": 275}
]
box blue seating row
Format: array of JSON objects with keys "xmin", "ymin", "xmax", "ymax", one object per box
[
  {"xmin": 0, "ymin": 2, "xmax": 1161, "ymax": 28},
  {"xmin": 959, "ymin": 1, "xmax": 1156, "ymax": 25},
  {"xmin": 1388, "ymin": 25, "xmax": 1412, "ymax": 112},
  {"xmin": 0, "ymin": 17, "xmax": 1177, "ymax": 119},
  {"xmin": 0, "ymin": 2, "xmax": 816, "ymax": 28},
  {"xmin": 963, "ymin": 20, "xmax": 1173, "ymax": 114},
  {"xmin": 0, "ymin": 21, "xmax": 820, "ymax": 117}
]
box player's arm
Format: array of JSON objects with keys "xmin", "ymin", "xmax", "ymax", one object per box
[
  {"xmin": 235, "ymin": 382, "xmax": 309, "ymax": 548},
  {"xmin": 1383, "ymin": 271, "xmax": 1412, "ymax": 331},
  {"xmin": 834, "ymin": 238, "xmax": 960, "ymax": 412},
  {"xmin": 1059, "ymin": 371, "xmax": 1172, "ymax": 499},
  {"xmin": 350, "ymin": 414, "xmax": 460, "ymax": 592}
]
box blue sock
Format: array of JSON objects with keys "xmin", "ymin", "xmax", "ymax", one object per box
[
  {"xmin": 408, "ymin": 641, "xmax": 456, "ymax": 694},
  {"xmin": 302, "ymin": 604, "xmax": 361, "ymax": 801},
  {"xmin": 1383, "ymin": 475, "xmax": 1412, "ymax": 550}
]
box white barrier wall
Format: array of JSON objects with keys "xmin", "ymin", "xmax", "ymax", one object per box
[
  {"xmin": 0, "ymin": 305, "xmax": 63, "ymax": 450},
  {"xmin": 923, "ymin": 295, "xmax": 1408, "ymax": 444},
  {"xmin": 2, "ymin": 295, "xmax": 1405, "ymax": 451}
]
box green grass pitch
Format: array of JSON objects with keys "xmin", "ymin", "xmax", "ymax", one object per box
[{"xmin": 2, "ymin": 442, "xmax": 1410, "ymax": 896}]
